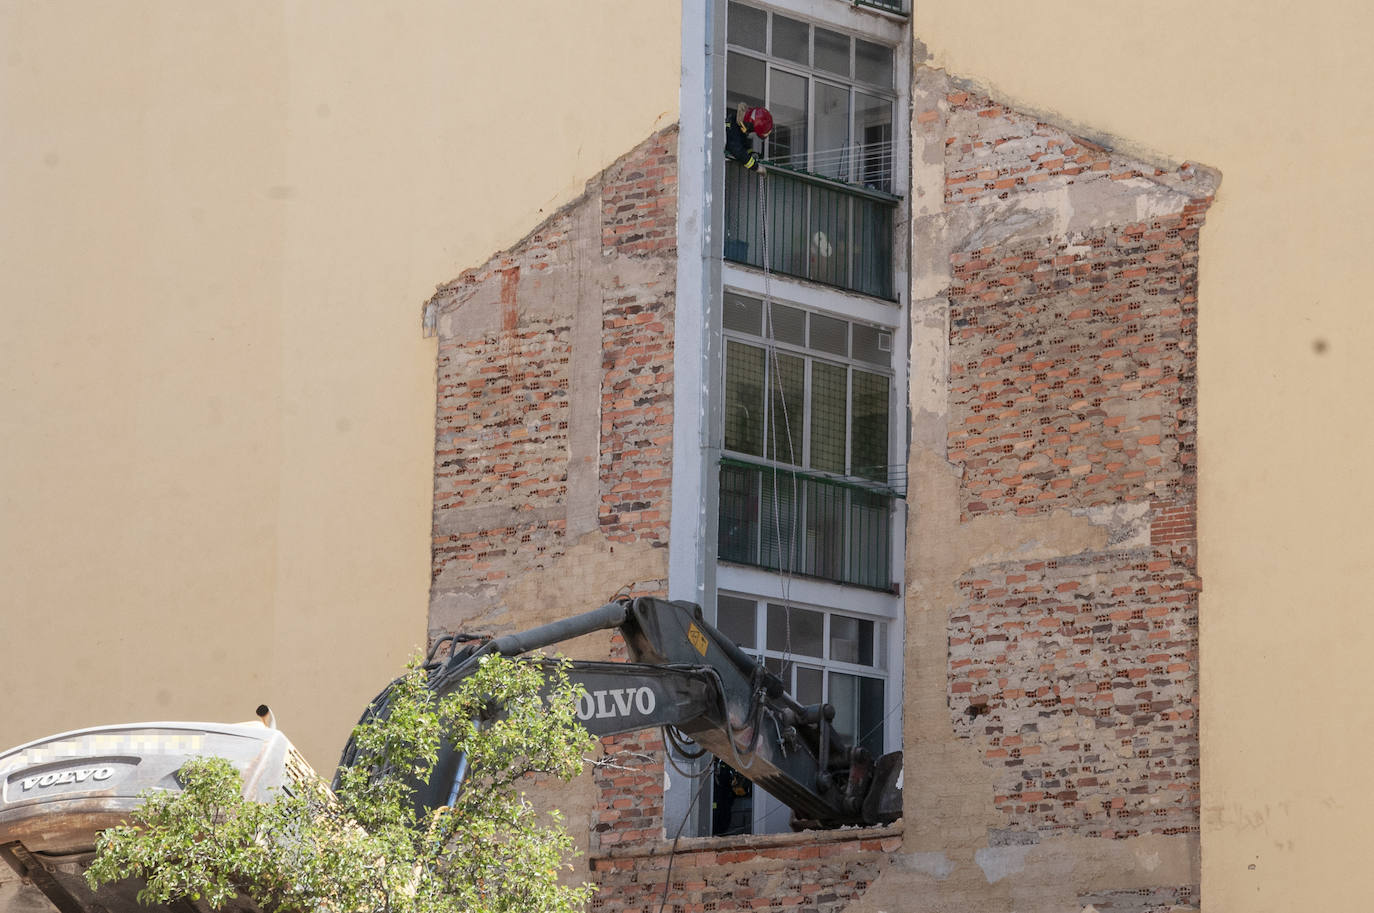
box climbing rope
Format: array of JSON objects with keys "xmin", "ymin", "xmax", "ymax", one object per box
[{"xmin": 758, "ymin": 166, "xmax": 798, "ymax": 669}]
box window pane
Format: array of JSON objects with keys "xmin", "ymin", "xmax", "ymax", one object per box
[
  {"xmin": 764, "ymin": 655, "xmax": 793, "ymax": 684},
  {"xmin": 767, "ymin": 603, "xmax": 823, "ymax": 657},
  {"xmin": 771, "ymin": 14, "xmax": 808, "ymax": 64},
  {"xmin": 810, "ymin": 362, "xmax": 847, "ymax": 473},
  {"xmin": 855, "ymin": 91, "xmax": 893, "ymax": 192},
  {"xmin": 804, "ymin": 474, "xmax": 845, "ymax": 579},
  {"xmin": 795, "ymin": 666, "xmax": 824, "ymax": 705},
  {"xmin": 712, "ymin": 762, "xmax": 753, "ymax": 836},
  {"xmin": 851, "ymin": 322, "xmax": 892, "ymax": 367},
  {"xmin": 716, "ymin": 594, "xmax": 758, "ymax": 649},
  {"xmin": 851, "ymin": 369, "xmax": 889, "ymax": 482},
  {"xmin": 814, "ymin": 81, "xmax": 851, "ymax": 182},
  {"xmin": 727, "ymin": 1, "xmax": 766, "ymax": 51},
  {"xmin": 718, "ymin": 463, "xmax": 759, "ymax": 565},
  {"xmin": 809, "ymin": 181, "xmax": 849, "ymax": 288},
  {"xmin": 829, "ymin": 672, "xmax": 885, "ymax": 757},
  {"xmin": 724, "ymin": 341, "xmax": 766, "ymax": 457},
  {"xmin": 726, "ymin": 52, "xmax": 766, "ymax": 112},
  {"xmin": 758, "ymin": 474, "xmax": 798, "ymax": 571},
  {"xmin": 855, "ymin": 38, "xmax": 893, "ymax": 87},
  {"xmin": 766, "ymin": 302, "xmax": 806, "ymax": 346},
  {"xmin": 724, "ymin": 292, "xmax": 762, "ymax": 335},
  {"xmin": 767, "ymin": 69, "xmax": 808, "ymax": 169},
  {"xmin": 859, "ymin": 675, "xmax": 885, "ymax": 756},
  {"xmin": 852, "ymin": 194, "xmax": 892, "ymax": 297},
  {"xmin": 809, "ymin": 312, "xmax": 848, "ymax": 356},
  {"xmin": 769, "ymin": 352, "xmax": 804, "ymax": 465},
  {"xmin": 829, "ymin": 615, "xmax": 875, "ymax": 666},
  {"xmin": 848, "ymin": 487, "xmax": 892, "ymax": 589},
  {"xmin": 814, "ymin": 28, "xmax": 850, "ymax": 77}
]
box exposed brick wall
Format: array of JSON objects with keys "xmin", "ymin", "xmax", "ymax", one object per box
[
  {"xmin": 1150, "ymin": 497, "xmax": 1196, "ymax": 551},
  {"xmin": 425, "ymin": 67, "xmax": 1219, "ymax": 909},
  {"xmin": 590, "ymin": 829, "xmax": 898, "ymax": 913},
  {"xmin": 602, "ymin": 133, "xmax": 678, "ymax": 258},
  {"xmin": 933, "ymin": 78, "xmax": 1212, "ymax": 857},
  {"xmin": 949, "ymin": 549, "xmax": 1199, "ymax": 838},
  {"xmin": 428, "ymin": 128, "xmax": 677, "ymax": 602},
  {"xmin": 598, "ymin": 132, "xmax": 677, "ymax": 546},
  {"xmin": 592, "ymin": 728, "xmax": 667, "ymax": 850},
  {"xmin": 433, "ymin": 312, "xmax": 575, "ymax": 586},
  {"xmin": 426, "ymin": 127, "xmax": 687, "ymax": 898},
  {"xmin": 1077, "ymin": 885, "xmax": 1199, "ymax": 913},
  {"xmin": 947, "ymin": 214, "xmax": 1204, "ymax": 520},
  {"xmin": 943, "ymin": 90, "xmax": 1178, "ymax": 207},
  {"xmin": 591, "ymin": 135, "xmax": 676, "ymax": 856}
]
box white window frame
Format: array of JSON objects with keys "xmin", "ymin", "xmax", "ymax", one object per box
[
  {"xmin": 711, "ymin": 279, "xmax": 906, "ymax": 837},
  {"xmin": 718, "ymin": 590, "xmax": 894, "ymax": 747},
  {"xmin": 721, "ymin": 291, "xmax": 897, "ymax": 482},
  {"xmin": 725, "ymin": 1, "xmax": 898, "ymax": 190},
  {"xmin": 711, "ymin": 576, "xmax": 903, "ymax": 835},
  {"xmin": 669, "ymin": 0, "xmax": 911, "ymax": 841}
]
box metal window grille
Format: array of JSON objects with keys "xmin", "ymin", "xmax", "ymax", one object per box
[
  {"xmin": 853, "ymin": 0, "xmax": 908, "ymax": 15},
  {"xmin": 717, "ymin": 458, "xmax": 897, "ymax": 590},
  {"xmin": 724, "ymin": 160, "xmax": 896, "ymax": 299}
]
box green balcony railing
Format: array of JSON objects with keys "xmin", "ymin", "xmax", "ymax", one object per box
[
  {"xmin": 853, "ymin": 0, "xmax": 908, "ymax": 15},
  {"xmin": 718, "ymin": 457, "xmax": 897, "ymax": 591},
  {"xmin": 724, "ymin": 160, "xmax": 898, "ymax": 300}
]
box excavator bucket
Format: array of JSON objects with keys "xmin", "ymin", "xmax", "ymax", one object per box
[{"xmin": 0, "ymin": 722, "xmax": 309, "ymax": 913}]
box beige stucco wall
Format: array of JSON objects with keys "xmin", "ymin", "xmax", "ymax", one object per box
[
  {"xmin": 914, "ymin": 2, "xmax": 1372, "ymax": 909},
  {"xmin": 0, "ymin": 1, "xmax": 679, "ymax": 770}
]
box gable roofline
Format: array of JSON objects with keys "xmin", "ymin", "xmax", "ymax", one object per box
[
  {"xmin": 422, "ymin": 124, "xmax": 681, "ymax": 336},
  {"xmin": 923, "ymin": 66, "xmax": 1221, "ymax": 201}
]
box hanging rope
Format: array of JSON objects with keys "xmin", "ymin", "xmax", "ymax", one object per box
[{"xmin": 759, "ymin": 166, "xmax": 798, "ymax": 669}]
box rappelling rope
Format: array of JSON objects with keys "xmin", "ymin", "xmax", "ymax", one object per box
[{"xmin": 758, "ymin": 165, "xmax": 798, "ymax": 669}]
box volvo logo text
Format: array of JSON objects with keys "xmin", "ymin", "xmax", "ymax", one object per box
[
  {"xmin": 19, "ymin": 766, "xmax": 115, "ymax": 791},
  {"xmin": 576, "ymin": 687, "xmax": 656, "ymax": 721}
]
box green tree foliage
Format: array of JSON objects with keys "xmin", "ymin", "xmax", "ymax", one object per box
[{"xmin": 85, "ymin": 655, "xmax": 595, "ymax": 912}]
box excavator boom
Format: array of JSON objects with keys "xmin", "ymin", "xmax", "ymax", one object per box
[
  {"xmin": 346, "ymin": 597, "xmax": 902, "ymax": 828},
  {"xmin": 0, "ymin": 598, "xmax": 902, "ymax": 913}
]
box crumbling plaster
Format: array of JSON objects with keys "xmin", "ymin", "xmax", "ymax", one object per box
[
  {"xmin": 424, "ymin": 128, "xmax": 680, "ymax": 896},
  {"xmin": 427, "ymin": 133, "xmax": 677, "ymax": 637},
  {"xmin": 846, "ymin": 65, "xmax": 1212, "ymax": 911},
  {"xmin": 845, "ymin": 832, "xmax": 1194, "ymax": 913}
]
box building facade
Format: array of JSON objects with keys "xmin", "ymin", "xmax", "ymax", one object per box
[
  {"xmin": 423, "ymin": 2, "xmax": 1214, "ymax": 911},
  {"xmin": 11, "ymin": 0, "xmax": 1374, "ymax": 909}
]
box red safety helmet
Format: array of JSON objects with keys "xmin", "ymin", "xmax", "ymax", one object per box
[{"xmin": 745, "ymin": 106, "xmax": 774, "ymax": 138}]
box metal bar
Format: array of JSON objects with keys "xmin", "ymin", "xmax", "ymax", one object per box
[
  {"xmin": 761, "ymin": 160, "xmax": 901, "ymax": 204},
  {"xmin": 724, "ymin": 160, "xmax": 896, "ymax": 300},
  {"xmin": 717, "ymin": 457, "xmax": 896, "ymax": 589},
  {"xmin": 5, "ymin": 843, "xmax": 91, "ymax": 913},
  {"xmin": 720, "ymin": 455, "xmax": 902, "ymax": 498},
  {"xmin": 484, "ymin": 601, "xmax": 629, "ymax": 657},
  {"xmin": 853, "ymin": 0, "xmax": 908, "ymax": 14}
]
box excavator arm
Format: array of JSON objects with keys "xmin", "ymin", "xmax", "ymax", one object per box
[
  {"xmin": 342, "ymin": 597, "xmax": 902, "ymax": 829},
  {"xmin": 0, "ymin": 598, "xmax": 902, "ymax": 913}
]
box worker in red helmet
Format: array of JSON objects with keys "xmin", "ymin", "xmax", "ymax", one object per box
[{"xmin": 726, "ymin": 102, "xmax": 773, "ymax": 172}]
